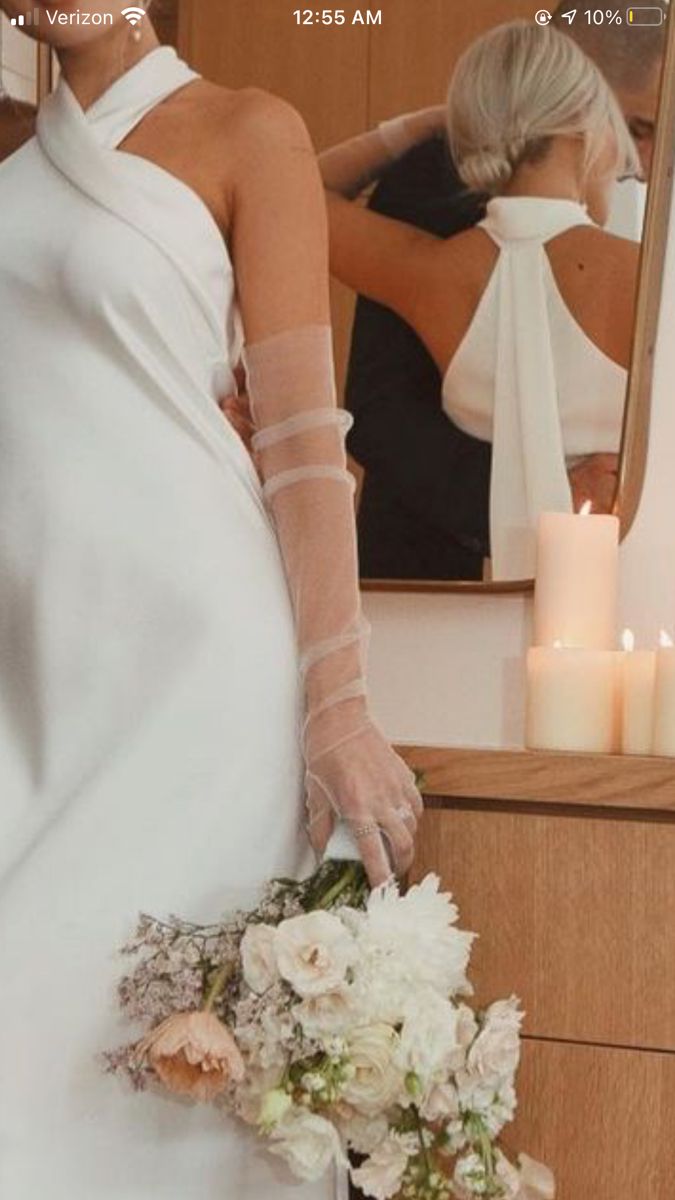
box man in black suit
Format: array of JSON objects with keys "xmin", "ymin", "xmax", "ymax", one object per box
[{"xmin": 346, "ymin": 3, "xmax": 668, "ymax": 583}]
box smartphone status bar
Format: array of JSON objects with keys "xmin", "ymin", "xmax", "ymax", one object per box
[{"xmin": 535, "ymin": 8, "xmax": 665, "ymax": 25}]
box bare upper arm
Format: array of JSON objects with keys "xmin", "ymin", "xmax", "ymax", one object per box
[
  {"xmin": 226, "ymin": 89, "xmax": 331, "ymax": 344},
  {"xmin": 326, "ymin": 192, "xmax": 443, "ymax": 334}
]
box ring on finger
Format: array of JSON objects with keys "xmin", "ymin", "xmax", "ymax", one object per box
[{"xmin": 352, "ymin": 821, "xmax": 381, "ymax": 840}]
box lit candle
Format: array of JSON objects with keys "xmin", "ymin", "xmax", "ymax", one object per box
[
  {"xmin": 533, "ymin": 503, "xmax": 619, "ymax": 650},
  {"xmin": 526, "ymin": 642, "xmax": 620, "ymax": 754},
  {"xmin": 620, "ymin": 630, "xmax": 656, "ymax": 756},
  {"xmin": 653, "ymin": 631, "xmax": 675, "ymax": 757}
]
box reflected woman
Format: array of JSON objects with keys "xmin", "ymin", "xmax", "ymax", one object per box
[
  {"xmin": 0, "ymin": 1, "xmax": 421, "ymax": 1196},
  {"xmin": 321, "ymin": 21, "xmax": 640, "ymax": 580}
]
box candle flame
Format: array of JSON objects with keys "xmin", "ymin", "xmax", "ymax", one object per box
[
  {"xmin": 660, "ymin": 630, "xmax": 674, "ymax": 649},
  {"xmin": 578, "ymin": 500, "xmax": 593, "ymax": 517},
  {"xmin": 622, "ymin": 629, "xmax": 635, "ymax": 653}
]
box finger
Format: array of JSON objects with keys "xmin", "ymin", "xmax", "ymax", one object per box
[
  {"xmin": 353, "ymin": 827, "xmax": 394, "ymax": 888},
  {"xmin": 380, "ymin": 816, "xmax": 415, "ymax": 877},
  {"xmin": 306, "ymin": 804, "xmax": 334, "ymax": 857}
]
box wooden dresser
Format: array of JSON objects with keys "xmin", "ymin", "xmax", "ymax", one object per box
[{"xmin": 398, "ymin": 746, "xmax": 675, "ymax": 1199}]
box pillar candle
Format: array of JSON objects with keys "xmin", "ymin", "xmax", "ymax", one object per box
[
  {"xmin": 526, "ymin": 645, "xmax": 620, "ymax": 753},
  {"xmin": 533, "ymin": 507, "xmax": 619, "ymax": 649},
  {"xmin": 620, "ymin": 630, "xmax": 656, "ymax": 756},
  {"xmin": 653, "ymin": 632, "xmax": 675, "ymax": 757}
]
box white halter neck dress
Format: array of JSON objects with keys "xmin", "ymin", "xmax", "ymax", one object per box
[
  {"xmin": 442, "ymin": 197, "xmax": 627, "ymax": 580},
  {"xmin": 0, "ymin": 47, "xmax": 331, "ymax": 1200}
]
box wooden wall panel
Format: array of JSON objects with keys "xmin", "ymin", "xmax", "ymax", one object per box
[
  {"xmin": 511, "ymin": 1039, "xmax": 675, "ymax": 1199},
  {"xmin": 412, "ymin": 807, "xmax": 675, "ymax": 1052},
  {"xmin": 369, "ymin": 0, "xmax": 536, "ymax": 120}
]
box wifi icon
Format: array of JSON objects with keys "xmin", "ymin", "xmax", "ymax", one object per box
[{"xmin": 122, "ymin": 6, "xmax": 146, "ymax": 27}]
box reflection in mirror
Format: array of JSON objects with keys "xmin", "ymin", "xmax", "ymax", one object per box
[
  {"xmin": 0, "ymin": 12, "xmax": 37, "ymax": 158},
  {"xmin": 316, "ymin": 4, "xmax": 670, "ymax": 586}
]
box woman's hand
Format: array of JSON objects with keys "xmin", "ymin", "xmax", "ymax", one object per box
[{"xmin": 305, "ymin": 723, "xmax": 424, "ymax": 887}]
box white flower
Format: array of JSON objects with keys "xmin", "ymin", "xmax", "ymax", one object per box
[
  {"xmin": 268, "ymin": 1110, "xmax": 347, "ymax": 1182},
  {"xmin": 456, "ymin": 1074, "xmax": 517, "ymax": 1138},
  {"xmin": 453, "ymin": 1151, "xmax": 491, "ymax": 1196},
  {"xmin": 351, "ymin": 1132, "xmax": 418, "ymax": 1200},
  {"xmin": 517, "ymin": 1153, "xmax": 556, "ymax": 1199},
  {"xmin": 342, "ymin": 1024, "xmax": 403, "ymax": 1115},
  {"xmin": 467, "ymin": 997, "xmax": 523, "ymax": 1082},
  {"xmin": 494, "ymin": 1151, "xmax": 523, "ymax": 1199},
  {"xmin": 294, "ymin": 985, "xmax": 357, "ymax": 1037},
  {"xmin": 419, "ymin": 1082, "xmax": 460, "ymax": 1123},
  {"xmin": 340, "ymin": 1111, "xmax": 390, "ymax": 1156},
  {"xmin": 397, "ymin": 990, "xmax": 466, "ymax": 1084},
  {"xmin": 349, "ymin": 875, "xmax": 475, "ymax": 1024},
  {"xmin": 241, "ymin": 925, "xmax": 279, "ymax": 994},
  {"xmin": 274, "ymin": 911, "xmax": 356, "ymax": 998}
]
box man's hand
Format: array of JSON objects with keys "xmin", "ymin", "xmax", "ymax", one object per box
[
  {"xmin": 568, "ymin": 453, "xmax": 619, "ymax": 515},
  {"xmin": 217, "ymin": 366, "xmax": 260, "ymax": 474}
]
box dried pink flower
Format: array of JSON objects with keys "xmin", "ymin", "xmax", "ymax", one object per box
[{"xmin": 134, "ymin": 1011, "xmax": 245, "ymax": 1102}]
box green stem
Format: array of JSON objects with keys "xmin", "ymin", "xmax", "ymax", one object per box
[
  {"xmin": 203, "ymin": 963, "xmax": 231, "ymax": 1012},
  {"xmin": 413, "ymin": 1105, "xmax": 433, "ymax": 1181},
  {"xmin": 315, "ymin": 863, "xmax": 358, "ymax": 910}
]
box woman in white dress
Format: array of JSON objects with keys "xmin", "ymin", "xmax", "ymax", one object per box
[
  {"xmin": 320, "ymin": 21, "xmax": 641, "ymax": 579},
  {"xmin": 0, "ymin": 2, "xmax": 422, "ymax": 1196}
]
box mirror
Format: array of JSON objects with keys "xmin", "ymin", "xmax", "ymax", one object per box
[
  {"xmin": 5, "ymin": 3, "xmax": 672, "ymax": 594},
  {"xmin": 176, "ymin": 0, "xmax": 675, "ymax": 594},
  {"xmin": 0, "ymin": 12, "xmax": 40, "ymax": 156}
]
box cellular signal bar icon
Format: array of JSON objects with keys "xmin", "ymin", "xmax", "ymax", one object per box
[
  {"xmin": 10, "ymin": 12, "xmax": 36, "ymax": 26},
  {"xmin": 627, "ymin": 6, "xmax": 665, "ymax": 22}
]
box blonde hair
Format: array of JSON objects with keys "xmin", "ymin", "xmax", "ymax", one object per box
[{"xmin": 447, "ymin": 20, "xmax": 640, "ymax": 195}]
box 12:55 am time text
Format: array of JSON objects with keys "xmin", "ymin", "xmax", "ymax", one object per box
[{"xmin": 293, "ymin": 9, "xmax": 383, "ymax": 24}]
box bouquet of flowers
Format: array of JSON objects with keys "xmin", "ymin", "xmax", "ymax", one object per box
[{"xmin": 105, "ymin": 845, "xmax": 554, "ymax": 1200}]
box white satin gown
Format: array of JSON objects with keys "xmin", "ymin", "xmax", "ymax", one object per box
[{"xmin": 0, "ymin": 46, "xmax": 334, "ymax": 1199}]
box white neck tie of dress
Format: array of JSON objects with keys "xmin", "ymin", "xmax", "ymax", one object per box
[
  {"xmin": 480, "ymin": 196, "xmax": 594, "ymax": 581},
  {"xmin": 34, "ymin": 49, "xmax": 264, "ymax": 501}
]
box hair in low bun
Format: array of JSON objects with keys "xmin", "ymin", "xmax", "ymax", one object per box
[
  {"xmin": 446, "ymin": 20, "xmax": 639, "ymax": 196},
  {"xmin": 458, "ymin": 149, "xmax": 514, "ymax": 195}
]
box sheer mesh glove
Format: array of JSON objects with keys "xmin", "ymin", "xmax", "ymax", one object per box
[
  {"xmin": 319, "ymin": 107, "xmax": 448, "ymax": 199},
  {"xmin": 242, "ymin": 325, "xmax": 423, "ymax": 885}
]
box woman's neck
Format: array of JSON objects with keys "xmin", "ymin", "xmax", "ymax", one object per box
[
  {"xmin": 503, "ymin": 138, "xmax": 586, "ymax": 205},
  {"xmin": 56, "ymin": 24, "xmax": 160, "ymax": 110}
]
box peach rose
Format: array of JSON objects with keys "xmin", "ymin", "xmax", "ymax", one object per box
[{"xmin": 135, "ymin": 1011, "xmax": 245, "ymax": 1101}]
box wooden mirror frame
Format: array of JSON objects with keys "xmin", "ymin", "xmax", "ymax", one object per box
[{"xmin": 361, "ymin": 9, "xmax": 675, "ymax": 598}]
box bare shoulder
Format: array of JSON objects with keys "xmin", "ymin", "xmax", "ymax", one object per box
[
  {"xmin": 179, "ymin": 80, "xmax": 312, "ymax": 159},
  {"xmin": 549, "ymin": 224, "xmax": 640, "ymax": 279}
]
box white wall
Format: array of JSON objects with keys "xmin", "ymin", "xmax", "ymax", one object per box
[{"xmin": 365, "ymin": 193, "xmax": 675, "ymax": 751}]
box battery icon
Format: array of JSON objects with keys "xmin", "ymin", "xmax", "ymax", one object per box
[{"xmin": 627, "ymin": 7, "xmax": 665, "ymax": 23}]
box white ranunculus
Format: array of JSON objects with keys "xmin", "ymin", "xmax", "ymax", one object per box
[
  {"xmin": 419, "ymin": 1081, "xmax": 460, "ymax": 1123},
  {"xmin": 397, "ymin": 990, "xmax": 465, "ymax": 1083},
  {"xmin": 240, "ymin": 924, "xmax": 279, "ymax": 994},
  {"xmin": 293, "ymin": 985, "xmax": 358, "ymax": 1037},
  {"xmin": 342, "ymin": 1024, "xmax": 403, "ymax": 1115},
  {"xmin": 268, "ymin": 1110, "xmax": 347, "ymax": 1182},
  {"xmin": 517, "ymin": 1153, "xmax": 556, "ymax": 1199},
  {"xmin": 467, "ymin": 997, "xmax": 523, "ymax": 1081},
  {"xmin": 274, "ymin": 911, "xmax": 356, "ymax": 998},
  {"xmin": 351, "ymin": 1133, "xmax": 417, "ymax": 1200}
]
